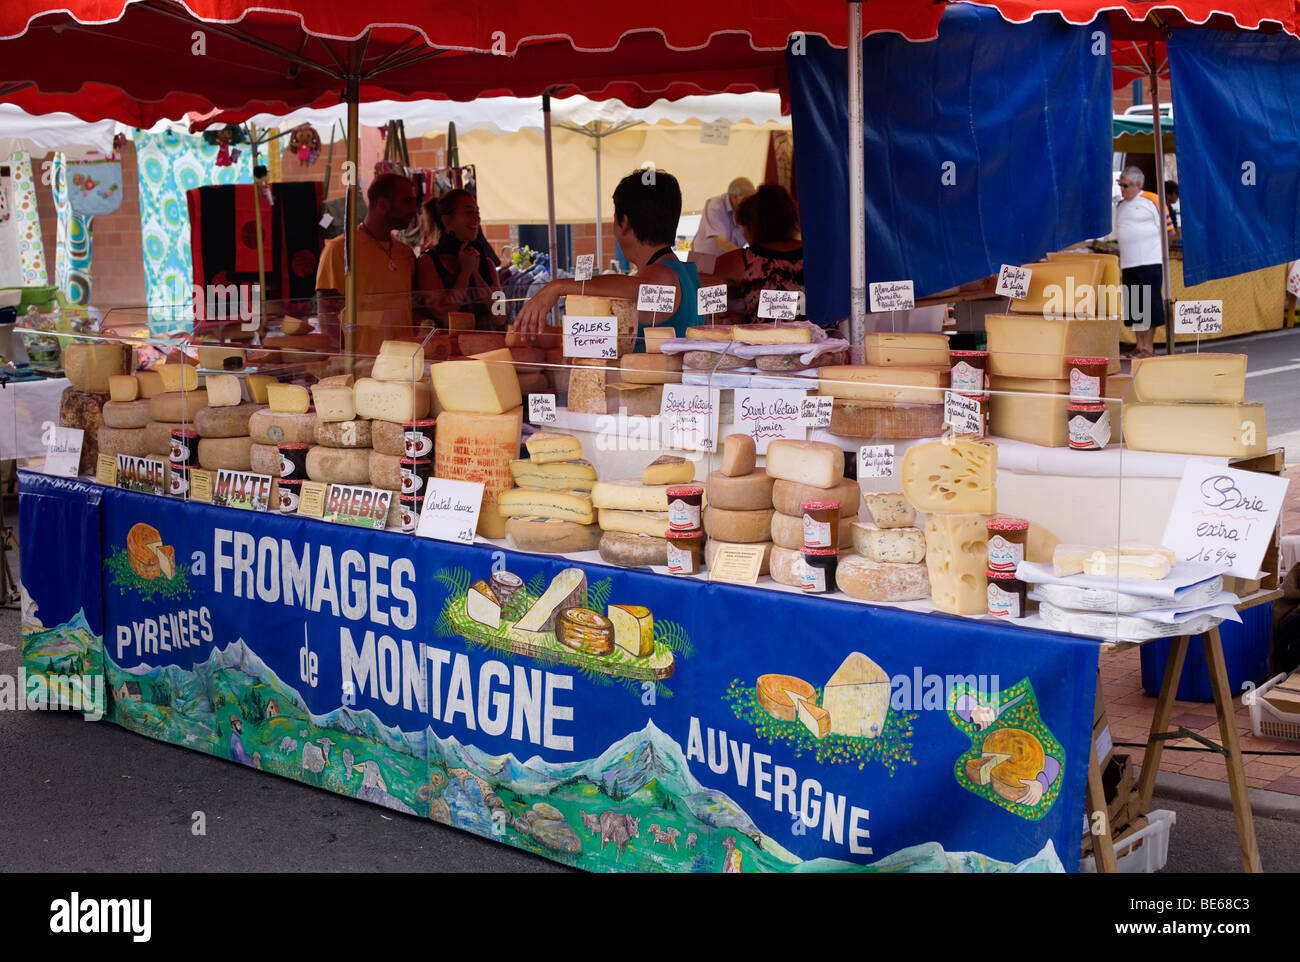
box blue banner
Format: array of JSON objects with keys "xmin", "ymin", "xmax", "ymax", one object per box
[
  {"xmin": 788, "ymin": 7, "xmax": 1113, "ymax": 323},
  {"xmin": 22, "ymin": 472, "xmax": 1099, "ymax": 873}
]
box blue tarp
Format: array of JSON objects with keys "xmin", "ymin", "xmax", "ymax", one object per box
[
  {"xmin": 788, "ymin": 7, "xmax": 1113, "ymax": 324},
  {"xmin": 1169, "ymin": 30, "xmax": 1300, "ymax": 285}
]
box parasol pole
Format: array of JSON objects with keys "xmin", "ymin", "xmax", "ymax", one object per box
[
  {"xmin": 1149, "ymin": 42, "xmax": 1174, "ymax": 356},
  {"xmin": 543, "ymin": 90, "xmax": 559, "ymax": 279},
  {"xmin": 594, "ymin": 124, "xmax": 603, "ymax": 271},
  {"xmin": 847, "ymin": 1, "xmax": 867, "ymax": 359},
  {"xmin": 344, "ymin": 74, "xmax": 360, "ymax": 371},
  {"xmin": 248, "ymin": 123, "xmax": 267, "ymax": 329}
]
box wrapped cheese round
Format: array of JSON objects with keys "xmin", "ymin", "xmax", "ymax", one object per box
[
  {"xmin": 249, "ymin": 409, "xmax": 318, "ymax": 445},
  {"xmin": 307, "ymin": 445, "xmax": 371, "ymax": 484},
  {"xmin": 771, "ymin": 477, "xmax": 861, "ymax": 518},
  {"xmin": 98, "ymin": 425, "xmax": 155, "ymax": 459},
  {"xmin": 368, "ymin": 450, "xmax": 403, "ymax": 491},
  {"xmin": 598, "ymin": 531, "xmax": 668, "ymax": 567},
  {"xmin": 705, "ymin": 469, "xmax": 775, "ymax": 511},
  {"xmin": 149, "ymin": 390, "xmax": 209, "ymax": 424},
  {"xmin": 101, "ymin": 399, "xmax": 153, "ymax": 430},
  {"xmin": 198, "ymin": 436, "xmax": 254, "ymax": 472},
  {"xmin": 59, "ymin": 387, "xmax": 107, "ymax": 474},
  {"xmin": 194, "ymin": 401, "xmax": 264, "ymax": 438},
  {"xmin": 315, "ymin": 418, "xmax": 373, "ymax": 449},
  {"xmin": 836, "ymin": 553, "xmax": 931, "ymax": 602}
]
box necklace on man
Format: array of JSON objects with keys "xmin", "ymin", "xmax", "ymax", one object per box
[{"xmin": 361, "ymin": 223, "xmax": 398, "ymax": 271}]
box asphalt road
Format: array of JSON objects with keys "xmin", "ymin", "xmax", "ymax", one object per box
[{"xmin": 1231, "ymin": 325, "xmax": 1300, "ymax": 459}]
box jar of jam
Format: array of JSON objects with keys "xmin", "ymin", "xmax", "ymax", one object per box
[
  {"xmin": 169, "ymin": 427, "xmax": 199, "ymax": 468},
  {"xmin": 278, "ymin": 442, "xmax": 310, "ymax": 480},
  {"xmin": 950, "ymin": 350, "xmax": 989, "ymax": 393},
  {"xmin": 667, "ymin": 484, "xmax": 705, "ymax": 532},
  {"xmin": 986, "ymin": 518, "xmax": 1029, "ymax": 572},
  {"xmin": 1067, "ymin": 356, "xmax": 1108, "ymax": 402},
  {"xmin": 401, "ymin": 419, "xmax": 436, "ymax": 458},
  {"xmin": 801, "ymin": 547, "xmax": 839, "ymax": 594},
  {"xmin": 278, "ymin": 478, "xmax": 303, "ymax": 514},
  {"xmin": 1067, "ymin": 403, "xmax": 1111, "ymax": 450},
  {"xmin": 987, "ymin": 568, "xmax": 1028, "ymax": 619},
  {"xmin": 666, "ymin": 529, "xmax": 704, "ymax": 574},
  {"xmin": 802, "ymin": 500, "xmax": 842, "ymax": 549}
]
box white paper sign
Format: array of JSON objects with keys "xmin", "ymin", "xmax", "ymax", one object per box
[
  {"xmin": 700, "ymin": 120, "xmax": 731, "ymax": 145},
  {"xmin": 858, "ymin": 445, "xmax": 895, "ymax": 478},
  {"xmin": 868, "ymin": 280, "xmax": 915, "ymax": 312},
  {"xmin": 757, "ymin": 289, "xmax": 801, "ymax": 320},
  {"xmin": 1288, "ymin": 262, "xmax": 1300, "ymax": 297},
  {"xmin": 1161, "ymin": 463, "xmax": 1289, "ymax": 579},
  {"xmin": 43, "ymin": 424, "xmax": 83, "ymax": 477},
  {"xmin": 528, "ymin": 394, "xmax": 557, "ymax": 423},
  {"xmin": 574, "ymin": 254, "xmax": 594, "ymax": 281},
  {"xmin": 1174, "ymin": 299, "xmax": 1224, "ymax": 335},
  {"xmin": 944, "ymin": 391, "xmax": 984, "ymax": 436},
  {"xmin": 996, "ymin": 264, "xmax": 1032, "ymax": 299},
  {"xmin": 800, "ymin": 396, "xmax": 834, "ymax": 428},
  {"xmin": 563, "ymin": 315, "xmax": 619, "ymax": 359},
  {"xmin": 637, "ymin": 284, "xmax": 677, "ymax": 313},
  {"xmin": 733, "ymin": 389, "xmax": 806, "ymax": 454},
  {"xmin": 659, "ymin": 384, "xmax": 720, "ymax": 452},
  {"xmin": 697, "ymin": 283, "xmax": 728, "ymax": 316},
  {"xmin": 417, "ymin": 478, "xmax": 486, "ymax": 545}
]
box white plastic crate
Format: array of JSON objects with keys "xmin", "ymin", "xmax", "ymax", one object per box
[
  {"xmin": 1080, "ymin": 809, "xmax": 1176, "ymax": 873},
  {"xmin": 1243, "ymin": 673, "xmax": 1300, "ymax": 742}
]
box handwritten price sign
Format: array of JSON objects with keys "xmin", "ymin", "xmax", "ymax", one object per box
[
  {"xmin": 638, "ymin": 284, "xmax": 677, "ymax": 313},
  {"xmin": 757, "ymin": 289, "xmax": 800, "ymax": 320},
  {"xmin": 563, "ymin": 315, "xmax": 619, "ymax": 359},
  {"xmin": 996, "ymin": 264, "xmax": 1032, "ymax": 300},
  {"xmin": 574, "ymin": 254, "xmax": 594, "ymax": 281},
  {"xmin": 659, "ymin": 384, "xmax": 719, "ymax": 452},
  {"xmin": 858, "ymin": 445, "xmax": 895, "ymax": 478},
  {"xmin": 417, "ymin": 478, "xmax": 486, "ymax": 545},
  {"xmin": 733, "ymin": 389, "xmax": 806, "ymax": 454},
  {"xmin": 868, "ymin": 280, "xmax": 914, "ymax": 312},
  {"xmin": 697, "ymin": 284, "xmax": 728, "ymax": 316},
  {"xmin": 1161, "ymin": 463, "xmax": 1289, "ymax": 579},
  {"xmin": 1173, "ymin": 299, "xmax": 1224, "ymax": 335}
]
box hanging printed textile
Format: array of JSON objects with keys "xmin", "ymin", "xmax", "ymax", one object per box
[
  {"xmin": 134, "ymin": 129, "xmax": 250, "ymax": 333},
  {"xmin": 66, "ymin": 158, "xmax": 123, "ymax": 216},
  {"xmin": 0, "ymin": 151, "xmax": 49, "ymax": 288},
  {"xmin": 53, "ymin": 154, "xmax": 94, "ymax": 305}
]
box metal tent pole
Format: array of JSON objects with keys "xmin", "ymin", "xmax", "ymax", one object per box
[
  {"xmin": 848, "ymin": 2, "xmax": 867, "ymax": 360},
  {"xmin": 543, "ymin": 91, "xmax": 559, "ymax": 278},
  {"xmin": 344, "ymin": 75, "xmax": 360, "ymax": 370},
  {"xmin": 248, "ymin": 123, "xmax": 267, "ymax": 328},
  {"xmin": 1149, "ymin": 44, "xmax": 1174, "ymax": 356},
  {"xmin": 594, "ymin": 124, "xmax": 603, "ymax": 270}
]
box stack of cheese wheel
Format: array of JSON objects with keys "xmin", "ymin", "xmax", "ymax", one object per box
[
  {"xmin": 761, "ymin": 439, "xmax": 856, "ymax": 589},
  {"xmin": 740, "ymin": 322, "xmax": 848, "ymax": 373},
  {"xmin": 703, "ymin": 434, "xmax": 775, "ymax": 573},
  {"xmin": 499, "ymin": 431, "xmax": 600, "ymax": 553},
  {"xmin": 353, "ymin": 342, "xmax": 435, "ymax": 527},
  {"xmin": 61, "ymin": 341, "xmax": 129, "ymax": 472},
  {"xmin": 431, "ymin": 346, "xmax": 524, "ymax": 539},
  {"xmin": 98, "ymin": 372, "xmax": 157, "ymax": 462},
  {"xmin": 138, "ymin": 360, "xmax": 210, "ymax": 487},
  {"xmin": 838, "ymin": 493, "xmax": 931, "ymax": 602},
  {"xmin": 593, "ymin": 452, "xmax": 697, "ymax": 567},
  {"xmin": 247, "ymin": 375, "xmax": 317, "ymax": 509},
  {"xmin": 560, "ymin": 295, "xmax": 652, "ymax": 416},
  {"xmin": 193, "ymin": 373, "xmax": 265, "ymax": 480},
  {"xmin": 1123, "ymin": 353, "xmax": 1265, "ymax": 458},
  {"xmin": 901, "ymin": 437, "xmax": 999, "ymax": 615}
]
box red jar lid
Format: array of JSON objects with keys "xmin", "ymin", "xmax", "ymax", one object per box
[
  {"xmin": 1068, "ymin": 356, "xmax": 1108, "ymax": 366},
  {"xmin": 402, "ymin": 419, "xmax": 436, "ymax": 429},
  {"xmin": 986, "ymin": 568, "xmax": 1020, "ymax": 581},
  {"xmin": 987, "ymin": 517, "xmax": 1030, "ymax": 532},
  {"xmin": 950, "ymin": 350, "xmax": 989, "ymax": 359},
  {"xmin": 278, "ymin": 442, "xmax": 310, "ymax": 450},
  {"xmin": 171, "ymin": 427, "xmax": 199, "ymax": 438},
  {"xmin": 278, "ymin": 478, "xmax": 302, "ymax": 488},
  {"xmin": 399, "ymin": 458, "xmax": 433, "ymax": 467},
  {"xmin": 666, "ymin": 528, "xmax": 703, "ymax": 540},
  {"xmin": 957, "ymin": 393, "xmax": 990, "ymax": 402},
  {"xmin": 1067, "ymin": 403, "xmax": 1107, "ymax": 413},
  {"xmin": 802, "ymin": 500, "xmax": 842, "ymax": 512},
  {"xmin": 399, "ymin": 493, "xmax": 424, "ymax": 505},
  {"xmin": 666, "ymin": 484, "xmax": 704, "ymax": 498},
  {"xmin": 801, "ymin": 547, "xmax": 839, "ymax": 557}
]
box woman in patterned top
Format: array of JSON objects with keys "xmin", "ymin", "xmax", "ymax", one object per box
[{"xmin": 712, "ymin": 184, "xmax": 804, "ymax": 323}]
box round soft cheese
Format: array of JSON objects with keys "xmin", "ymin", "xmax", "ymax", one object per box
[
  {"xmin": 368, "ymin": 450, "xmax": 403, "ymax": 491},
  {"xmin": 98, "ymin": 425, "xmax": 155, "ymax": 459},
  {"xmin": 101, "ymin": 399, "xmax": 153, "ymax": 430},
  {"xmin": 306, "ymin": 445, "xmax": 371, "ymax": 484},
  {"xmin": 197, "ymin": 435, "xmax": 254, "ymax": 472},
  {"xmin": 703, "ymin": 506, "xmax": 774, "ymax": 544},
  {"xmin": 771, "ymin": 476, "xmax": 861, "ymax": 518},
  {"xmin": 314, "ymin": 418, "xmax": 373, "ymax": 449},
  {"xmin": 705, "ymin": 469, "xmax": 775, "ymax": 511},
  {"xmin": 598, "ymin": 531, "xmax": 668, "ymax": 567},
  {"xmin": 770, "ymin": 511, "xmax": 856, "ymax": 551},
  {"xmin": 195, "ymin": 401, "xmax": 265, "ymax": 438},
  {"xmin": 508, "ymin": 517, "xmax": 603, "ymax": 554},
  {"xmin": 249, "ymin": 409, "xmax": 318, "ymax": 445},
  {"xmin": 836, "ymin": 553, "xmax": 931, "ymax": 602},
  {"xmin": 149, "ymin": 390, "xmax": 209, "ymax": 424}
]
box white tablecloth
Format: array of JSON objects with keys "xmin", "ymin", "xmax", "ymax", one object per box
[{"xmin": 0, "ymin": 376, "xmax": 68, "ymax": 460}]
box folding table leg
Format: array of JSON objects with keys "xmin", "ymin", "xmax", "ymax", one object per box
[
  {"xmin": 1086, "ymin": 690, "xmax": 1119, "ymax": 873},
  {"xmin": 1135, "ymin": 634, "xmax": 1189, "ymax": 812},
  {"xmin": 1202, "ymin": 626, "xmax": 1263, "ymax": 873}
]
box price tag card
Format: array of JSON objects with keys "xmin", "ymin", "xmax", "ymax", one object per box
[
  {"xmin": 1173, "ymin": 299, "xmax": 1224, "ymax": 335},
  {"xmin": 697, "ymin": 284, "xmax": 728, "ymax": 316},
  {"xmin": 757, "ymin": 289, "xmax": 800, "ymax": 320},
  {"xmin": 95, "ymin": 454, "xmax": 117, "ymax": 486},
  {"xmin": 417, "ymin": 478, "xmax": 486, "ymax": 544},
  {"xmin": 116, "ymin": 454, "xmax": 167, "ymax": 496},
  {"xmin": 1288, "ymin": 262, "xmax": 1300, "ymax": 297},
  {"xmin": 996, "ymin": 264, "xmax": 1032, "ymax": 299},
  {"xmin": 637, "ymin": 283, "xmax": 677, "ymax": 314},
  {"xmin": 944, "ymin": 391, "xmax": 984, "ymax": 436},
  {"xmin": 700, "ymin": 120, "xmax": 731, "ymax": 145},
  {"xmin": 297, "ymin": 481, "xmax": 329, "ymax": 518},
  {"xmin": 529, "ymin": 394, "xmax": 558, "ymax": 423},
  {"xmin": 659, "ymin": 384, "xmax": 720, "ymax": 452},
  {"xmin": 868, "ymin": 280, "xmax": 915, "ymax": 313},
  {"xmin": 734, "ymin": 389, "xmax": 806, "ymax": 454},
  {"xmin": 1161, "ymin": 463, "xmax": 1289, "ymax": 579},
  {"xmin": 189, "ymin": 469, "xmax": 214, "ymax": 503},
  {"xmin": 574, "ymin": 253, "xmax": 594, "ymax": 281},
  {"xmin": 858, "ymin": 444, "xmax": 895, "ymax": 478},
  {"xmin": 800, "ymin": 396, "xmax": 834, "ymax": 428},
  {"xmin": 324, "ymin": 484, "xmax": 392, "ymax": 530},
  {"xmin": 212, "ymin": 469, "xmax": 274, "ymax": 511},
  {"xmin": 43, "ymin": 425, "xmax": 83, "ymax": 478},
  {"xmin": 708, "ymin": 544, "xmax": 767, "ymax": 585},
  {"xmin": 563, "ymin": 315, "xmax": 619, "ymax": 359}
]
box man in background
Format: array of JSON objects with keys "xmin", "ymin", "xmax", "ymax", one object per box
[{"xmin": 688, "ymin": 177, "xmax": 756, "ymax": 272}]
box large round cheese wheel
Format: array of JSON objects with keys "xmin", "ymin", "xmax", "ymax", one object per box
[
  {"xmin": 370, "ymin": 418, "xmax": 409, "ymax": 457},
  {"xmin": 756, "ymin": 673, "xmax": 816, "ymax": 721},
  {"xmin": 836, "ymin": 553, "xmax": 931, "ymax": 602},
  {"xmin": 98, "ymin": 425, "xmax": 154, "ymax": 459},
  {"xmin": 250, "ymin": 442, "xmax": 280, "ymax": 478},
  {"xmin": 705, "ymin": 538, "xmax": 773, "ymax": 575},
  {"xmin": 703, "ymin": 506, "xmax": 774, "ymax": 544},
  {"xmin": 683, "ymin": 350, "xmax": 747, "ymax": 370},
  {"xmin": 507, "ymin": 517, "xmax": 602, "ymax": 554},
  {"xmin": 598, "ymin": 530, "xmax": 668, "ymax": 567},
  {"xmin": 314, "ymin": 418, "xmax": 373, "ymax": 449},
  {"xmin": 705, "ymin": 469, "xmax": 775, "ymax": 511},
  {"xmin": 198, "ymin": 436, "xmax": 254, "ymax": 472},
  {"xmin": 249, "ymin": 409, "xmax": 317, "ymax": 445},
  {"xmin": 141, "ymin": 421, "xmax": 174, "ymax": 457},
  {"xmin": 59, "ymin": 386, "xmax": 107, "ymax": 474},
  {"xmin": 149, "ymin": 390, "xmax": 209, "ymax": 424},
  {"xmin": 368, "ymin": 450, "xmax": 403, "ymax": 491},
  {"xmin": 306, "ymin": 445, "xmax": 371, "ymax": 484},
  {"xmin": 770, "ymin": 511, "xmax": 855, "ymax": 551},
  {"xmin": 769, "ymin": 545, "xmax": 805, "ymax": 588},
  {"xmin": 101, "ymin": 399, "xmax": 153, "ymax": 430},
  {"xmin": 127, "ymin": 522, "xmax": 162, "ymax": 578},
  {"xmin": 771, "ymin": 477, "xmax": 861, "ymax": 518},
  {"xmin": 194, "ymin": 401, "xmax": 265, "ymax": 438}
]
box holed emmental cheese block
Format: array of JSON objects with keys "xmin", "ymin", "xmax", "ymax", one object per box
[
  {"xmin": 435, "ymin": 407, "xmax": 523, "ymax": 539},
  {"xmin": 431, "ymin": 349, "xmax": 522, "ymax": 415},
  {"xmin": 65, "ymin": 342, "xmax": 127, "ymax": 393},
  {"xmin": 370, "ymin": 340, "xmax": 424, "ymax": 382},
  {"xmin": 924, "ymin": 513, "xmax": 990, "ymax": 615},
  {"xmin": 901, "ymin": 438, "xmax": 996, "ymax": 515},
  {"xmin": 1131, "ymin": 353, "xmax": 1247, "ymax": 404}
]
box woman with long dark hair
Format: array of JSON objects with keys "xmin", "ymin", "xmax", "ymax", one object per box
[{"xmin": 415, "ymin": 188, "xmax": 503, "ymax": 329}]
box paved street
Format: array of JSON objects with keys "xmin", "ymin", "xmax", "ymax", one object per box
[{"xmin": 1233, "ymin": 325, "xmax": 1300, "ymax": 461}]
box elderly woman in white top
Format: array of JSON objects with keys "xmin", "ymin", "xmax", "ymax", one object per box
[{"xmin": 1116, "ymin": 165, "xmax": 1175, "ymax": 358}]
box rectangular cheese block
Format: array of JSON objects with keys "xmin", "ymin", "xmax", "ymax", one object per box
[
  {"xmin": 686, "ymin": 324, "xmax": 734, "ymax": 341},
  {"xmin": 108, "ymin": 375, "xmax": 139, "ymax": 403},
  {"xmin": 524, "ymin": 431, "xmax": 583, "ymax": 464},
  {"xmin": 135, "ymin": 370, "xmax": 165, "ymax": 399},
  {"xmin": 591, "ymin": 479, "xmax": 672, "ymax": 512},
  {"xmin": 989, "ymin": 388, "xmax": 1069, "ymax": 447},
  {"xmin": 355, "ymin": 378, "xmax": 432, "ymax": 422},
  {"xmin": 1123, "ymin": 402, "xmax": 1267, "ymax": 458},
  {"xmin": 732, "ymin": 323, "xmax": 813, "ymax": 345},
  {"xmin": 608, "ymin": 604, "xmax": 655, "ymax": 658},
  {"xmin": 431, "ymin": 350, "xmax": 523, "ymax": 414},
  {"xmin": 763, "ymin": 439, "xmax": 845, "ymax": 488},
  {"xmin": 509, "ymin": 458, "xmax": 597, "ymax": 491},
  {"xmin": 205, "ymin": 373, "xmax": 243, "ymax": 407},
  {"xmin": 597, "ymin": 509, "xmax": 670, "ymax": 538},
  {"xmin": 435, "ymin": 407, "xmax": 523, "ymax": 539},
  {"xmin": 642, "ymin": 455, "xmax": 694, "ymax": 485},
  {"xmin": 317, "ymin": 373, "xmax": 355, "ymax": 388},
  {"xmin": 497, "ymin": 488, "xmax": 595, "ymax": 525},
  {"xmin": 1082, "ymin": 551, "xmax": 1171, "ymax": 580},
  {"xmin": 985, "ymin": 315, "xmax": 1121, "ymax": 379},
  {"xmin": 604, "ymin": 382, "xmax": 663, "ymax": 417},
  {"xmin": 924, "ymin": 513, "xmax": 991, "ymax": 615},
  {"xmin": 619, "ymin": 353, "xmax": 682, "ymax": 385},
  {"xmin": 861, "ymin": 493, "xmax": 916, "ymax": 529},
  {"xmin": 1132, "ymin": 353, "xmax": 1247, "ymax": 404},
  {"xmin": 1045, "ymin": 251, "xmax": 1121, "ymax": 301},
  {"xmin": 65, "ymin": 342, "xmax": 126, "ymax": 393},
  {"xmin": 863, "ymin": 332, "xmax": 951, "ymax": 367},
  {"xmin": 818, "ymin": 365, "xmax": 950, "ymax": 404},
  {"xmin": 721, "ymin": 434, "xmax": 756, "ymax": 477},
  {"xmin": 1008, "ymin": 258, "xmax": 1105, "ymax": 317},
  {"xmin": 565, "ymin": 359, "xmax": 611, "ymax": 415},
  {"xmin": 901, "ymin": 438, "xmax": 997, "ymax": 514},
  {"xmin": 643, "ymin": 327, "xmax": 674, "ymax": 353},
  {"xmin": 565, "ymin": 295, "xmax": 612, "ymax": 316},
  {"xmin": 1052, "ymin": 544, "xmax": 1092, "ymax": 577},
  {"xmin": 370, "ymin": 343, "xmax": 425, "ymax": 382},
  {"xmin": 266, "ymin": 383, "xmax": 310, "ymax": 414},
  {"xmin": 245, "ymin": 374, "xmax": 278, "ymax": 404},
  {"xmin": 311, "ymin": 384, "xmax": 357, "ymax": 422},
  {"xmin": 1110, "ymin": 542, "xmax": 1177, "ymax": 565}
]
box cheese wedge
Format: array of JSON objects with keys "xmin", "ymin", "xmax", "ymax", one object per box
[
  {"xmin": 641, "ymin": 455, "xmax": 694, "ymax": 485},
  {"xmin": 467, "ymin": 580, "xmax": 502, "ymax": 629},
  {"xmin": 1132, "ymin": 353, "xmax": 1247, "ymax": 404},
  {"xmin": 524, "ymin": 432, "xmax": 583, "ymax": 464},
  {"xmin": 901, "ymin": 438, "xmax": 997, "ymax": 515},
  {"xmin": 497, "ymin": 488, "xmax": 595, "ymax": 525},
  {"xmin": 246, "ymin": 374, "xmax": 278, "ymax": 404},
  {"xmin": 509, "ymin": 459, "xmax": 597, "ymax": 491},
  {"xmin": 1123, "ymin": 402, "xmax": 1267, "ymax": 458},
  {"xmin": 1008, "ymin": 259, "xmax": 1105, "ymax": 317},
  {"xmin": 431, "ymin": 350, "xmax": 523, "ymax": 414},
  {"xmin": 157, "ymin": 361, "xmax": 199, "ymax": 393},
  {"xmin": 597, "ymin": 509, "xmax": 670, "ymax": 538},
  {"xmin": 205, "ymin": 373, "xmax": 243, "ymax": 407},
  {"xmin": 591, "ymin": 480, "xmax": 672, "ymax": 512},
  {"xmin": 267, "ymin": 383, "xmax": 311, "ymax": 414}
]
